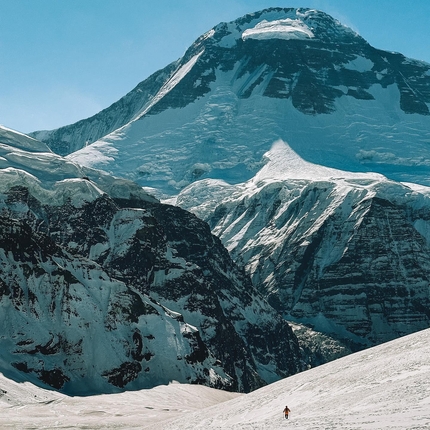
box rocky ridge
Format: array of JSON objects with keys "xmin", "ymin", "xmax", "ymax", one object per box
[
  {"xmin": 176, "ymin": 141, "xmax": 430, "ymax": 351},
  {"xmin": 0, "ymin": 126, "xmax": 303, "ymax": 394}
]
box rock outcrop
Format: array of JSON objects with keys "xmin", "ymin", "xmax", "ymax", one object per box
[
  {"xmin": 0, "ymin": 126, "xmax": 303, "ymax": 394},
  {"xmin": 177, "ymin": 141, "xmax": 430, "ymax": 350}
]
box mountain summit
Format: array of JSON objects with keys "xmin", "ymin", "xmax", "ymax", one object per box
[{"xmin": 31, "ymin": 7, "xmax": 430, "ymax": 194}]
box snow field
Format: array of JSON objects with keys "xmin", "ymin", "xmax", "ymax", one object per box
[
  {"xmin": 163, "ymin": 328, "xmax": 430, "ymax": 429},
  {"xmin": 0, "ymin": 328, "xmax": 429, "ymax": 429}
]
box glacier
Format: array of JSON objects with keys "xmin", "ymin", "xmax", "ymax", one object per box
[{"xmin": 30, "ymin": 8, "xmax": 430, "ymax": 195}]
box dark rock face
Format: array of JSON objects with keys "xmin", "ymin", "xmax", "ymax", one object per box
[
  {"xmin": 278, "ymin": 195, "xmax": 430, "ymax": 346},
  {"xmin": 151, "ymin": 9, "xmax": 430, "ymax": 117},
  {"xmin": 0, "ymin": 184, "xmax": 303, "ymax": 394},
  {"xmin": 180, "ymin": 177, "xmax": 430, "ymax": 351},
  {"xmin": 0, "ymin": 210, "xmax": 219, "ymax": 393}
]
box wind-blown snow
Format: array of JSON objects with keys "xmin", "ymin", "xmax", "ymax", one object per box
[
  {"xmin": 242, "ymin": 18, "xmax": 314, "ymax": 41},
  {"xmin": 1, "ymin": 328, "xmax": 429, "ymax": 429},
  {"xmin": 135, "ymin": 50, "xmax": 204, "ymax": 121}
]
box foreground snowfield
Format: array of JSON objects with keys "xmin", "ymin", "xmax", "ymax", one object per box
[
  {"xmin": 1, "ymin": 328, "xmax": 429, "ymax": 429},
  {"xmin": 0, "ymin": 380, "xmax": 240, "ymax": 429},
  {"xmin": 164, "ymin": 327, "xmax": 430, "ymax": 429}
]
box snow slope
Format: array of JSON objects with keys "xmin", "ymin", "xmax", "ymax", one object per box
[
  {"xmin": 164, "ymin": 327, "xmax": 430, "ymax": 430},
  {"xmin": 67, "ymin": 65, "xmax": 430, "ymax": 197},
  {"xmin": 0, "ymin": 377, "xmax": 240, "ymax": 429},
  {"xmin": 1, "ymin": 327, "xmax": 429, "ymax": 429},
  {"xmin": 0, "ymin": 125, "xmax": 157, "ymax": 206}
]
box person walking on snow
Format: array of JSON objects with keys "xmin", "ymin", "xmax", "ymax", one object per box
[{"xmin": 283, "ymin": 405, "xmax": 291, "ymax": 419}]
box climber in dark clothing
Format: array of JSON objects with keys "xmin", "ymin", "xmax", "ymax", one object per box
[{"xmin": 283, "ymin": 405, "xmax": 291, "ymax": 419}]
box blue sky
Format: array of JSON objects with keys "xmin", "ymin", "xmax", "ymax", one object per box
[{"xmin": 1, "ymin": 0, "xmax": 429, "ymax": 133}]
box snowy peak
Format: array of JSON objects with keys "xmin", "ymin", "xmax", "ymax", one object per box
[
  {"xmin": 203, "ymin": 8, "xmax": 362, "ymax": 48},
  {"xmin": 31, "ymin": 8, "xmax": 430, "ymax": 196},
  {"xmin": 241, "ymin": 18, "xmax": 315, "ymax": 41},
  {"xmin": 254, "ymin": 139, "xmax": 385, "ymax": 182}
]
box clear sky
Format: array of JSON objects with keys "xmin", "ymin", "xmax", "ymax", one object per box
[{"xmin": 1, "ymin": 0, "xmax": 429, "ymax": 133}]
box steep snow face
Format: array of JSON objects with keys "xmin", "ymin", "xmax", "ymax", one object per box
[
  {"xmin": 1, "ymin": 328, "xmax": 429, "ymax": 429},
  {"xmin": 134, "ymin": 50, "xmax": 204, "ymax": 121},
  {"xmin": 177, "ymin": 141, "xmax": 430, "ymax": 349},
  {"xmin": 253, "ymin": 139, "xmax": 385, "ymax": 182},
  {"xmin": 0, "ymin": 128, "xmax": 303, "ymax": 394},
  {"xmin": 30, "ymin": 63, "xmax": 178, "ymax": 155}
]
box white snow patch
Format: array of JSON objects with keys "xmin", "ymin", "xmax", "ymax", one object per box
[
  {"xmin": 0, "ymin": 125, "xmax": 50, "ymax": 153},
  {"xmin": 67, "ymin": 139, "xmax": 119, "ymax": 168},
  {"xmin": 202, "ymin": 29, "xmax": 215, "ymax": 40},
  {"xmin": 242, "ymin": 18, "xmax": 314, "ymax": 41},
  {"xmin": 343, "ymin": 55, "xmax": 375, "ymax": 72}
]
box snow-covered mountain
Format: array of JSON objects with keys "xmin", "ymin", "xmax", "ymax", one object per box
[
  {"xmin": 2, "ymin": 327, "xmax": 429, "ymax": 429},
  {"xmin": 0, "ymin": 125, "xmax": 304, "ymax": 394},
  {"xmin": 27, "ymin": 8, "xmax": 430, "ymax": 359},
  {"xmin": 176, "ymin": 140, "xmax": 430, "ymax": 351},
  {"xmin": 31, "ymin": 7, "xmax": 430, "ymax": 194}
]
